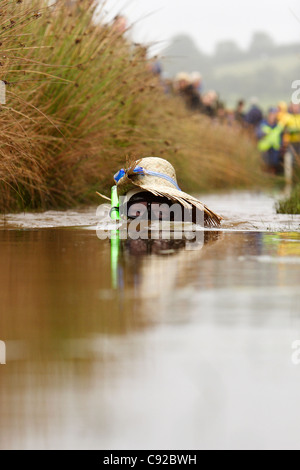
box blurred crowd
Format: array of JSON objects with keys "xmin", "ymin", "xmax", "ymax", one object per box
[
  {"xmin": 110, "ymin": 16, "xmax": 299, "ymax": 177},
  {"xmin": 164, "ymin": 71, "xmax": 231, "ymax": 121},
  {"xmin": 156, "ymin": 69, "xmax": 300, "ymax": 175},
  {"xmin": 256, "ymin": 102, "xmax": 300, "ymax": 175}
]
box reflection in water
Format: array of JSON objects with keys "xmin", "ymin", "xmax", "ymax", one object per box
[
  {"xmin": 121, "ymin": 231, "xmax": 221, "ymax": 256},
  {"xmin": 0, "ymin": 227, "xmax": 300, "ymax": 449},
  {"xmin": 116, "ymin": 231, "xmax": 221, "ymax": 288},
  {"xmin": 116, "ymin": 232, "xmax": 223, "ymax": 323}
]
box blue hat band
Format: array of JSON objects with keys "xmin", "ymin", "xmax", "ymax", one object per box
[{"xmin": 114, "ymin": 166, "xmax": 181, "ymax": 192}]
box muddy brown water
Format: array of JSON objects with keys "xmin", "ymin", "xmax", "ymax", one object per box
[{"xmin": 0, "ymin": 191, "xmax": 300, "ymax": 450}]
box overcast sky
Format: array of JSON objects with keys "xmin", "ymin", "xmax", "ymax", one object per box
[{"xmin": 100, "ymin": 0, "xmax": 300, "ymax": 55}]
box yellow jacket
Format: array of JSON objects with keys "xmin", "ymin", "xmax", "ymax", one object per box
[
  {"xmin": 277, "ymin": 111, "xmax": 290, "ymax": 127},
  {"xmin": 285, "ymin": 113, "xmax": 300, "ymax": 143}
]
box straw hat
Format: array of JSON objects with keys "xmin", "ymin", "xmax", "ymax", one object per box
[
  {"xmin": 190, "ymin": 72, "xmax": 202, "ymax": 82},
  {"xmin": 114, "ymin": 157, "xmax": 222, "ymax": 227},
  {"xmin": 174, "ymin": 72, "xmax": 191, "ymax": 83}
]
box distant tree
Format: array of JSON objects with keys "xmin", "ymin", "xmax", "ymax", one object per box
[
  {"xmin": 162, "ymin": 34, "xmax": 211, "ymax": 77},
  {"xmin": 214, "ymin": 40, "xmax": 242, "ymax": 63},
  {"xmin": 162, "ymin": 31, "xmax": 300, "ymax": 104},
  {"xmin": 249, "ymin": 32, "xmax": 275, "ymax": 55}
]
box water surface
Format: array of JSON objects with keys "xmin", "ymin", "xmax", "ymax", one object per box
[{"xmin": 0, "ymin": 192, "xmax": 300, "ymax": 450}]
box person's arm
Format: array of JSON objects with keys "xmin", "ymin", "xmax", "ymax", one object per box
[{"xmin": 256, "ymin": 123, "xmax": 266, "ymax": 139}]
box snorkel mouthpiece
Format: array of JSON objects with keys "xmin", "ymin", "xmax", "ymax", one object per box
[
  {"xmin": 110, "ymin": 186, "xmax": 120, "ymax": 289},
  {"xmin": 110, "ymin": 185, "xmax": 120, "ymax": 220}
]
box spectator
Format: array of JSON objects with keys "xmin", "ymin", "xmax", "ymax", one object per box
[
  {"xmin": 112, "ymin": 15, "xmax": 127, "ymax": 35},
  {"xmin": 182, "ymin": 83, "xmax": 202, "ymax": 112},
  {"xmin": 277, "ymin": 101, "xmax": 290, "ymax": 154},
  {"xmin": 151, "ymin": 60, "xmax": 163, "ymax": 77},
  {"xmin": 245, "ymin": 97, "xmax": 263, "ymax": 128},
  {"xmin": 235, "ymin": 100, "xmax": 246, "ymax": 125},
  {"xmin": 285, "ymin": 102, "xmax": 300, "ymax": 156},
  {"xmin": 277, "ymin": 101, "xmax": 289, "ymax": 126},
  {"xmin": 174, "ymin": 72, "xmax": 191, "ymax": 94},
  {"xmin": 190, "ymin": 72, "xmax": 203, "ymax": 94},
  {"xmin": 257, "ymin": 107, "xmax": 284, "ymax": 174},
  {"xmin": 174, "ymin": 72, "xmax": 202, "ymax": 112},
  {"xmin": 201, "ymin": 90, "xmax": 219, "ymax": 118}
]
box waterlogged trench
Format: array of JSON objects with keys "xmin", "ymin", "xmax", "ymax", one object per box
[{"xmin": 0, "ymin": 191, "xmax": 300, "ymax": 450}]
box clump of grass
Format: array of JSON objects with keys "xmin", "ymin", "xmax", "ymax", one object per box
[
  {"xmin": 277, "ymin": 185, "xmax": 300, "ymax": 214},
  {"xmin": 0, "ymin": 0, "xmax": 267, "ymax": 212}
]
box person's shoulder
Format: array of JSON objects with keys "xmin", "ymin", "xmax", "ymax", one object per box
[
  {"xmin": 285, "ymin": 114, "xmax": 294, "ymax": 125},
  {"xmin": 278, "ymin": 112, "xmax": 290, "ymax": 126}
]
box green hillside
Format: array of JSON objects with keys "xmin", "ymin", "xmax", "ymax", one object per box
[
  {"xmin": 163, "ymin": 33, "xmax": 300, "ymax": 109},
  {"xmin": 214, "ymin": 54, "xmax": 297, "ymax": 78}
]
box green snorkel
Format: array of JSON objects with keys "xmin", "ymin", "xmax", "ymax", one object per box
[
  {"xmin": 110, "ymin": 185, "xmax": 120, "ymax": 221},
  {"xmin": 110, "ymin": 185, "xmax": 120, "ymax": 289}
]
